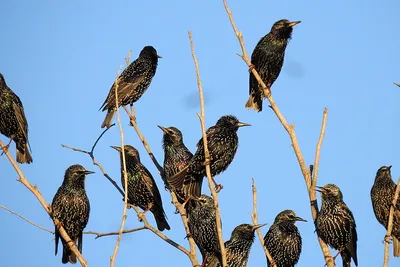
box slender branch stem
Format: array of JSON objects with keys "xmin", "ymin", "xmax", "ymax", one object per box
[
  {"xmin": 394, "ymin": 82, "xmax": 400, "ymax": 87},
  {"xmin": 188, "ymin": 31, "xmax": 228, "ymax": 267},
  {"xmin": 85, "ymin": 227, "xmax": 145, "ymax": 239}
]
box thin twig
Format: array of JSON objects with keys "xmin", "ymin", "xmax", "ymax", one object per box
[
  {"xmin": 394, "ymin": 82, "xmax": 400, "ymax": 87},
  {"xmin": 85, "ymin": 227, "xmax": 145, "ymax": 239},
  {"xmin": 222, "ymin": 1, "xmax": 334, "ymax": 266},
  {"xmin": 0, "ymin": 141, "xmax": 88, "ymax": 267},
  {"xmin": 249, "ymin": 179, "xmax": 276, "ymax": 267},
  {"xmin": 188, "ymin": 31, "xmax": 228, "ymax": 267},
  {"xmin": 383, "ymin": 177, "xmax": 400, "ymax": 267}
]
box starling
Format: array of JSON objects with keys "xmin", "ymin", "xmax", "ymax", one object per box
[
  {"xmin": 111, "ymin": 145, "xmax": 170, "ymax": 231},
  {"xmin": 246, "ymin": 19, "xmax": 301, "ymax": 112},
  {"xmin": 0, "ymin": 73, "xmax": 32, "ymax": 163},
  {"xmin": 169, "ymin": 115, "xmax": 250, "ymax": 199},
  {"xmin": 51, "ymin": 164, "xmax": 94, "ymax": 264},
  {"xmin": 186, "ymin": 194, "xmax": 221, "ymax": 265},
  {"xmin": 263, "ymin": 210, "xmax": 306, "ymax": 267},
  {"xmin": 205, "ymin": 223, "xmax": 266, "ymax": 267},
  {"xmin": 100, "ymin": 46, "xmax": 161, "ymax": 128},
  {"xmin": 370, "ymin": 165, "xmax": 400, "ymax": 257},
  {"xmin": 158, "ymin": 125, "xmax": 193, "ymax": 203},
  {"xmin": 316, "ymin": 184, "xmax": 358, "ymax": 267}
]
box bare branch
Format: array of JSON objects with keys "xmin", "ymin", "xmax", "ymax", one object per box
[
  {"xmin": 222, "ymin": 1, "xmax": 334, "ymax": 265},
  {"xmin": 85, "ymin": 227, "xmax": 145, "ymax": 239},
  {"xmin": 188, "ymin": 30, "xmax": 228, "ymax": 267},
  {"xmin": 249, "ymin": 179, "xmax": 276, "ymax": 267},
  {"xmin": 311, "ymin": 108, "xmax": 328, "ymax": 186},
  {"xmin": 0, "ymin": 141, "xmax": 88, "ymax": 267},
  {"xmin": 394, "ymin": 82, "xmax": 400, "ymax": 87},
  {"xmin": 383, "ymin": 177, "xmax": 400, "ymax": 267}
]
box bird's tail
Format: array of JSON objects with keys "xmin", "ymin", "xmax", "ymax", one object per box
[
  {"xmin": 168, "ymin": 165, "xmax": 189, "ymax": 195},
  {"xmin": 183, "ymin": 174, "xmax": 203, "ymax": 199},
  {"xmin": 393, "ymin": 236, "xmax": 400, "ymax": 257},
  {"xmin": 62, "ymin": 243, "xmax": 77, "ymax": 264},
  {"xmin": 341, "ymin": 249, "xmax": 355, "ymax": 267},
  {"xmin": 245, "ymin": 93, "xmax": 262, "ymax": 112},
  {"xmin": 152, "ymin": 210, "xmax": 171, "ymax": 231},
  {"xmin": 101, "ymin": 109, "xmax": 115, "ymax": 129},
  {"xmin": 16, "ymin": 142, "xmax": 32, "ymax": 164}
]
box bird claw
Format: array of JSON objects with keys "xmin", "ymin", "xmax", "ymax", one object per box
[
  {"xmin": 202, "ymin": 158, "xmax": 211, "ymax": 166},
  {"xmin": 248, "ymin": 64, "xmax": 255, "ymax": 72},
  {"xmin": 185, "ymin": 232, "xmax": 193, "ymax": 239},
  {"xmin": 0, "ymin": 138, "xmax": 12, "ymax": 156},
  {"xmin": 214, "ymin": 184, "xmax": 223, "ymax": 193},
  {"xmin": 263, "ymin": 87, "xmax": 272, "ymax": 98},
  {"xmin": 383, "ymin": 235, "xmax": 392, "ymax": 244}
]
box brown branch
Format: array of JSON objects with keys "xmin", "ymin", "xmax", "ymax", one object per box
[
  {"xmin": 222, "ymin": 1, "xmax": 334, "ymax": 266},
  {"xmin": 383, "ymin": 177, "xmax": 400, "ymax": 267},
  {"xmin": 0, "ymin": 141, "xmax": 88, "ymax": 267},
  {"xmin": 249, "ymin": 179, "xmax": 276, "ymax": 267},
  {"xmin": 85, "ymin": 227, "xmax": 145, "ymax": 239},
  {"xmin": 188, "ymin": 30, "xmax": 228, "ymax": 267}
]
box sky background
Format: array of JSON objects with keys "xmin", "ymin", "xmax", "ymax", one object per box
[{"xmin": 1, "ymin": 0, "xmax": 400, "ymax": 266}]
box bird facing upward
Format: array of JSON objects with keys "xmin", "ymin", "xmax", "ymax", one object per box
[
  {"xmin": 246, "ymin": 19, "xmax": 300, "ymax": 112},
  {"xmin": 370, "ymin": 165, "xmax": 400, "ymax": 257},
  {"xmin": 0, "ymin": 73, "xmax": 32, "ymax": 163},
  {"xmin": 100, "ymin": 46, "xmax": 161, "ymax": 128},
  {"xmin": 316, "ymin": 184, "xmax": 358, "ymax": 267},
  {"xmin": 51, "ymin": 164, "xmax": 94, "ymax": 264}
]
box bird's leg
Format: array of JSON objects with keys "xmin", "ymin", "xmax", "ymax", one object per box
[
  {"xmin": 137, "ymin": 203, "xmax": 153, "ymax": 222},
  {"xmin": 211, "ymin": 177, "xmax": 223, "ymax": 193},
  {"xmin": 200, "ymin": 255, "xmax": 208, "ymax": 267},
  {"xmin": 0, "ymin": 138, "xmax": 13, "ymax": 156},
  {"xmin": 331, "ymin": 248, "xmax": 344, "ymax": 262}
]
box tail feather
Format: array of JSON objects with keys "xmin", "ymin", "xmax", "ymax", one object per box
[
  {"xmin": 153, "ymin": 211, "xmax": 170, "ymax": 231},
  {"xmin": 101, "ymin": 110, "xmax": 115, "ymax": 128},
  {"xmin": 62, "ymin": 244, "xmax": 77, "ymax": 264},
  {"xmin": 393, "ymin": 236, "xmax": 400, "ymax": 257},
  {"xmin": 341, "ymin": 249, "xmax": 355, "ymax": 267},
  {"xmin": 245, "ymin": 93, "xmax": 262, "ymax": 112},
  {"xmin": 16, "ymin": 143, "xmax": 32, "ymax": 164},
  {"xmin": 183, "ymin": 174, "xmax": 203, "ymax": 199},
  {"xmin": 168, "ymin": 166, "xmax": 188, "ymax": 193}
]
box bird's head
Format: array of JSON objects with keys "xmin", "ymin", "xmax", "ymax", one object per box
[
  {"xmin": 230, "ymin": 223, "xmax": 266, "ymax": 242},
  {"xmin": 140, "ymin": 46, "xmax": 162, "ymax": 60},
  {"xmin": 316, "ymin": 183, "xmax": 343, "ymax": 202},
  {"xmin": 274, "ymin": 209, "xmax": 307, "ymax": 224},
  {"xmin": 376, "ymin": 165, "xmax": 392, "ymax": 179},
  {"xmin": 158, "ymin": 125, "xmax": 184, "ymax": 147},
  {"xmin": 111, "ymin": 145, "xmax": 140, "ymax": 161},
  {"xmin": 63, "ymin": 164, "xmax": 94, "ymax": 186},
  {"xmin": 270, "ymin": 19, "xmax": 301, "ymax": 41},
  {"xmin": 216, "ymin": 115, "xmax": 251, "ymax": 130}
]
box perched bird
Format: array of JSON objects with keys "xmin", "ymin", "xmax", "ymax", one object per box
[
  {"xmin": 246, "ymin": 19, "xmax": 301, "ymax": 112},
  {"xmin": 205, "ymin": 223, "xmax": 266, "ymax": 267},
  {"xmin": 112, "ymin": 145, "xmax": 170, "ymax": 231},
  {"xmin": 0, "ymin": 73, "xmax": 32, "ymax": 163},
  {"xmin": 51, "ymin": 164, "xmax": 94, "ymax": 264},
  {"xmin": 264, "ymin": 210, "xmax": 306, "ymax": 267},
  {"xmin": 100, "ymin": 46, "xmax": 161, "ymax": 128},
  {"xmin": 186, "ymin": 194, "xmax": 220, "ymax": 265},
  {"xmin": 371, "ymin": 165, "xmax": 400, "ymax": 257},
  {"xmin": 169, "ymin": 115, "xmax": 250, "ymax": 199},
  {"xmin": 316, "ymin": 184, "xmax": 358, "ymax": 267},
  {"xmin": 158, "ymin": 125, "xmax": 193, "ymax": 203}
]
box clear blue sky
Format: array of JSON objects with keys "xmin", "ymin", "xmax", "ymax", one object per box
[{"xmin": 1, "ymin": 1, "xmax": 400, "ymax": 266}]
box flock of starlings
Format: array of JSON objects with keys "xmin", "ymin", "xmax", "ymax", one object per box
[{"xmin": 0, "ymin": 19, "xmax": 399, "ymax": 267}]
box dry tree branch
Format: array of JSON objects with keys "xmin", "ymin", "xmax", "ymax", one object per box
[
  {"xmin": 383, "ymin": 177, "xmax": 400, "ymax": 267},
  {"xmin": 250, "ymin": 179, "xmax": 276, "ymax": 267},
  {"xmin": 85, "ymin": 227, "xmax": 145, "ymax": 239},
  {"xmin": 221, "ymin": 1, "xmax": 334, "ymax": 266},
  {"xmin": 188, "ymin": 31, "xmax": 228, "ymax": 267},
  {"xmin": 0, "ymin": 141, "xmax": 89, "ymax": 267},
  {"xmin": 394, "ymin": 82, "xmax": 400, "ymax": 87}
]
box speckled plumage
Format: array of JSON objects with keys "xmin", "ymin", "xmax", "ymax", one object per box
[
  {"xmin": 246, "ymin": 19, "xmax": 300, "ymax": 112},
  {"xmin": 169, "ymin": 115, "xmax": 250, "ymax": 198},
  {"xmin": 264, "ymin": 210, "xmax": 306, "ymax": 267},
  {"xmin": 158, "ymin": 125, "xmax": 193, "ymax": 203},
  {"xmin": 112, "ymin": 145, "xmax": 170, "ymax": 231},
  {"xmin": 371, "ymin": 165, "xmax": 400, "ymax": 257},
  {"xmin": 186, "ymin": 195, "xmax": 220, "ymax": 265},
  {"xmin": 100, "ymin": 46, "xmax": 161, "ymax": 128},
  {"xmin": 205, "ymin": 223, "xmax": 265, "ymax": 267},
  {"xmin": 0, "ymin": 73, "xmax": 32, "ymax": 163},
  {"xmin": 51, "ymin": 164, "xmax": 93, "ymax": 264},
  {"xmin": 316, "ymin": 184, "xmax": 358, "ymax": 267}
]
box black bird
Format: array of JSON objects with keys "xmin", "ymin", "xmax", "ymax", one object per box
[
  {"xmin": 51, "ymin": 164, "xmax": 94, "ymax": 264},
  {"xmin": 0, "ymin": 73, "xmax": 32, "ymax": 163},
  {"xmin": 186, "ymin": 194, "xmax": 220, "ymax": 265},
  {"xmin": 264, "ymin": 210, "xmax": 306, "ymax": 267},
  {"xmin": 100, "ymin": 46, "xmax": 161, "ymax": 128},
  {"xmin": 112, "ymin": 145, "xmax": 170, "ymax": 231},
  {"xmin": 205, "ymin": 223, "xmax": 266, "ymax": 267},
  {"xmin": 246, "ymin": 19, "xmax": 301, "ymax": 112},
  {"xmin": 158, "ymin": 125, "xmax": 193, "ymax": 203},
  {"xmin": 371, "ymin": 165, "xmax": 400, "ymax": 257},
  {"xmin": 316, "ymin": 184, "xmax": 358, "ymax": 267},
  {"xmin": 169, "ymin": 115, "xmax": 250, "ymax": 199}
]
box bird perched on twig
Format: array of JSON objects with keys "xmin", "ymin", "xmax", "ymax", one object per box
[
  {"xmin": 246, "ymin": 19, "xmax": 300, "ymax": 112},
  {"xmin": 264, "ymin": 210, "xmax": 306, "ymax": 267},
  {"xmin": 186, "ymin": 194, "xmax": 221, "ymax": 265},
  {"xmin": 51, "ymin": 164, "xmax": 94, "ymax": 264},
  {"xmin": 100, "ymin": 46, "xmax": 161, "ymax": 128},
  {"xmin": 370, "ymin": 165, "xmax": 400, "ymax": 257},
  {"xmin": 316, "ymin": 184, "xmax": 358, "ymax": 266},
  {"xmin": 112, "ymin": 145, "xmax": 170, "ymax": 231},
  {"xmin": 205, "ymin": 223, "xmax": 266, "ymax": 267},
  {"xmin": 158, "ymin": 125, "xmax": 193, "ymax": 203},
  {"xmin": 169, "ymin": 115, "xmax": 250, "ymax": 199},
  {"xmin": 0, "ymin": 73, "xmax": 32, "ymax": 163}
]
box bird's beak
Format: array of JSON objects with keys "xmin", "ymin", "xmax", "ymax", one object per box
[
  {"xmin": 236, "ymin": 122, "xmax": 251, "ymax": 127},
  {"xmin": 253, "ymin": 223, "xmax": 267, "ymax": 231},
  {"xmin": 111, "ymin": 145, "xmax": 121, "ymax": 152},
  {"xmin": 388, "ymin": 165, "xmax": 392, "ymax": 170},
  {"xmin": 288, "ymin": 21, "xmax": 301, "ymax": 27},
  {"xmin": 83, "ymin": 170, "xmax": 95, "ymax": 175},
  {"xmin": 157, "ymin": 125, "xmax": 169, "ymax": 134},
  {"xmin": 157, "ymin": 55, "xmax": 162, "ymax": 59},
  {"xmin": 294, "ymin": 216, "xmax": 307, "ymax": 222},
  {"xmin": 315, "ymin": 186, "xmax": 325, "ymax": 193}
]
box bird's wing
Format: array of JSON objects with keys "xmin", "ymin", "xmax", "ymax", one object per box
[
  {"xmin": 12, "ymin": 95, "xmax": 29, "ymax": 145},
  {"xmin": 140, "ymin": 164, "xmax": 164, "ymax": 208},
  {"xmin": 341, "ymin": 204, "xmax": 358, "ymax": 265}
]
